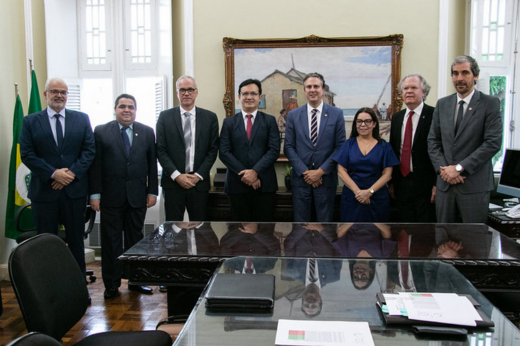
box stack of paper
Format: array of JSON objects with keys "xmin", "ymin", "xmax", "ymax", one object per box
[{"xmin": 379, "ymin": 292, "xmax": 491, "ymax": 327}]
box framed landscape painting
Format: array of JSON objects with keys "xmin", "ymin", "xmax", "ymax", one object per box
[{"xmin": 223, "ymin": 34, "xmax": 403, "ymax": 160}]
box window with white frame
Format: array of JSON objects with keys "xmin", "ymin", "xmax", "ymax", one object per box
[
  {"xmin": 77, "ymin": 0, "xmax": 170, "ymax": 130},
  {"xmin": 470, "ymin": 0, "xmax": 519, "ymax": 170}
]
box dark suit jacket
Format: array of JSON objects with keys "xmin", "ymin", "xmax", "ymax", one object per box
[
  {"xmin": 390, "ymin": 104, "xmax": 436, "ymax": 194},
  {"xmin": 284, "ymin": 104, "xmax": 346, "ymax": 187},
  {"xmin": 88, "ymin": 121, "xmax": 158, "ymax": 208},
  {"xmin": 428, "ymin": 91, "xmax": 502, "ymax": 193},
  {"xmin": 20, "ymin": 108, "xmax": 95, "ymax": 202},
  {"xmin": 156, "ymin": 106, "xmax": 219, "ymax": 191},
  {"xmin": 219, "ymin": 111, "xmax": 280, "ymax": 194}
]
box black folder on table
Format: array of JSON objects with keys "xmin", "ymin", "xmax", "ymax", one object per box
[
  {"xmin": 205, "ymin": 273, "xmax": 275, "ymax": 310},
  {"xmin": 376, "ymin": 293, "xmax": 494, "ymax": 328}
]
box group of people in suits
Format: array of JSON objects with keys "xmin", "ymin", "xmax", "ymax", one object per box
[{"xmin": 19, "ymin": 54, "xmax": 501, "ymax": 300}]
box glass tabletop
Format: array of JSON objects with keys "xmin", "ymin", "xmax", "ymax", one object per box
[
  {"xmin": 173, "ymin": 257, "xmax": 520, "ymax": 346},
  {"xmin": 123, "ymin": 222, "xmax": 520, "ymax": 263}
]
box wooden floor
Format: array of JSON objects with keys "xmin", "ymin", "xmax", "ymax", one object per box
[{"xmin": 0, "ymin": 261, "xmax": 168, "ymax": 346}]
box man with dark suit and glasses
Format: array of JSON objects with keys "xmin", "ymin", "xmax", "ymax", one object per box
[
  {"xmin": 389, "ymin": 74, "xmax": 436, "ymax": 222},
  {"xmin": 89, "ymin": 94, "xmax": 158, "ymax": 299},
  {"xmin": 20, "ymin": 78, "xmax": 95, "ymax": 278},
  {"xmin": 428, "ymin": 55, "xmax": 502, "ymax": 223},
  {"xmin": 219, "ymin": 79, "xmax": 279, "ymax": 221},
  {"xmin": 157, "ymin": 75, "xmax": 219, "ymax": 221}
]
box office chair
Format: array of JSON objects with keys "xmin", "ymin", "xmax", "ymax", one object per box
[
  {"xmin": 6, "ymin": 332, "xmax": 62, "ymax": 346},
  {"xmin": 14, "ymin": 203, "xmax": 97, "ymax": 283},
  {"xmin": 9, "ymin": 233, "xmax": 172, "ymax": 345}
]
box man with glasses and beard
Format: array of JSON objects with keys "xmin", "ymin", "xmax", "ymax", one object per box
[{"xmin": 20, "ymin": 77, "xmax": 95, "ymax": 278}]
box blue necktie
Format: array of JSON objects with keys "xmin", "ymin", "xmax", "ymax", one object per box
[
  {"xmin": 121, "ymin": 127, "xmax": 131, "ymax": 156},
  {"xmin": 54, "ymin": 114, "xmax": 63, "ymax": 149}
]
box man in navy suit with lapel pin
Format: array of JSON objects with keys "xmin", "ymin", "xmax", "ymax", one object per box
[
  {"xmin": 428, "ymin": 55, "xmax": 502, "ymax": 223},
  {"xmin": 89, "ymin": 94, "xmax": 158, "ymax": 299},
  {"xmin": 284, "ymin": 73, "xmax": 346, "ymax": 222},
  {"xmin": 157, "ymin": 76, "xmax": 219, "ymax": 222},
  {"xmin": 219, "ymin": 79, "xmax": 280, "ymax": 221},
  {"xmin": 389, "ymin": 74, "xmax": 436, "ymax": 222},
  {"xmin": 20, "ymin": 78, "xmax": 95, "ymax": 278}
]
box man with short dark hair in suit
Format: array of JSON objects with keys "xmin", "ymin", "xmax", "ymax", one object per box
[
  {"xmin": 284, "ymin": 72, "xmax": 346, "ymax": 222},
  {"xmin": 428, "ymin": 55, "xmax": 502, "ymax": 223},
  {"xmin": 157, "ymin": 76, "xmax": 219, "ymax": 221},
  {"xmin": 389, "ymin": 74, "xmax": 436, "ymax": 222},
  {"xmin": 89, "ymin": 94, "xmax": 158, "ymax": 299},
  {"xmin": 20, "ymin": 77, "xmax": 95, "ymax": 278},
  {"xmin": 219, "ymin": 79, "xmax": 279, "ymax": 221}
]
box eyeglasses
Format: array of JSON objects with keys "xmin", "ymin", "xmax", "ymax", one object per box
[
  {"xmin": 356, "ymin": 119, "xmax": 374, "ymax": 126},
  {"xmin": 240, "ymin": 92, "xmax": 259, "ymax": 97},
  {"xmin": 48, "ymin": 90, "xmax": 68, "ymax": 96},
  {"xmin": 177, "ymin": 88, "xmax": 197, "ymax": 95}
]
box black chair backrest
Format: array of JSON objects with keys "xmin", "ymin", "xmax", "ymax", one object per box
[
  {"xmin": 6, "ymin": 332, "xmax": 62, "ymax": 346},
  {"xmin": 9, "ymin": 234, "xmax": 90, "ymax": 341}
]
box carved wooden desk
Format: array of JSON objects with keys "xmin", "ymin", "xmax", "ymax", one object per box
[{"xmin": 119, "ymin": 222, "xmax": 520, "ymax": 316}]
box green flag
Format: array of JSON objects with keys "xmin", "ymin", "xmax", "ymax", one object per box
[
  {"xmin": 28, "ymin": 69, "xmax": 42, "ymax": 114},
  {"xmin": 5, "ymin": 95, "xmax": 32, "ymax": 239}
]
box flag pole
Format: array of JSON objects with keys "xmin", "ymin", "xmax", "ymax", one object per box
[
  {"xmin": 15, "ymin": 83, "xmax": 19, "ymax": 97},
  {"xmin": 29, "ymin": 59, "xmax": 33, "ymax": 71}
]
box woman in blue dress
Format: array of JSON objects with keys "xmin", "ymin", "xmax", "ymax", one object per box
[{"xmin": 333, "ymin": 107, "xmax": 399, "ymax": 222}]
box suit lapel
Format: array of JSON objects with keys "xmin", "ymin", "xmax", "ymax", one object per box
[
  {"xmin": 195, "ymin": 107, "xmax": 204, "ymax": 150},
  {"xmin": 413, "ymin": 108, "xmax": 428, "ymax": 147},
  {"xmin": 63, "ymin": 110, "xmax": 76, "ymax": 150},
  {"xmin": 394, "ymin": 111, "xmax": 404, "ymax": 154},
  {"xmin": 111, "ymin": 121, "xmax": 127, "ymax": 156},
  {"xmin": 445, "ymin": 94, "xmax": 457, "ymax": 140},
  {"xmin": 37, "ymin": 110, "xmax": 57, "ymax": 151},
  {"xmin": 300, "ymin": 106, "xmax": 311, "ymax": 146},
  {"xmin": 316, "ymin": 104, "xmax": 330, "ymax": 146},
  {"xmin": 455, "ymin": 91, "xmax": 479, "ymax": 140},
  {"xmin": 234, "ymin": 112, "xmax": 249, "ymax": 144},
  {"xmin": 130, "ymin": 122, "xmax": 140, "ymax": 156},
  {"xmin": 174, "ymin": 107, "xmax": 185, "ymax": 149},
  {"xmin": 249, "ymin": 112, "xmax": 262, "ymax": 144}
]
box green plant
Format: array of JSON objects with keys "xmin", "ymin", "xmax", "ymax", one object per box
[{"xmin": 283, "ymin": 165, "xmax": 292, "ymax": 177}]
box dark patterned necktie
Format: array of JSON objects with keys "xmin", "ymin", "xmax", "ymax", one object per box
[
  {"xmin": 310, "ymin": 109, "xmax": 318, "ymax": 146},
  {"xmin": 55, "ymin": 114, "xmax": 63, "ymax": 149},
  {"xmin": 121, "ymin": 127, "xmax": 131, "ymax": 156}
]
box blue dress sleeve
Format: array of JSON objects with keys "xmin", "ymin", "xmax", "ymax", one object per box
[
  {"xmin": 381, "ymin": 141, "xmax": 400, "ymax": 168},
  {"xmin": 333, "ymin": 138, "xmax": 353, "ymax": 168}
]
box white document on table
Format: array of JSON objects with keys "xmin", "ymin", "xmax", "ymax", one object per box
[
  {"xmin": 399, "ymin": 293, "xmax": 481, "ymax": 326},
  {"xmin": 275, "ymin": 319, "xmax": 374, "ymax": 346}
]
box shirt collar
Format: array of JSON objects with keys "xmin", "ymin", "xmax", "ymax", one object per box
[
  {"xmin": 307, "ymin": 102, "xmax": 324, "ymax": 114},
  {"xmin": 405, "ymin": 102, "xmax": 424, "ymax": 116},
  {"xmin": 241, "ymin": 109, "xmax": 258, "ymax": 119},
  {"xmin": 457, "ymin": 88, "xmax": 475, "ymax": 104},
  {"xmin": 117, "ymin": 122, "xmax": 134, "ymax": 130},
  {"xmin": 47, "ymin": 107, "xmax": 66, "ymax": 118},
  {"xmin": 180, "ymin": 106, "xmax": 196, "ymax": 116}
]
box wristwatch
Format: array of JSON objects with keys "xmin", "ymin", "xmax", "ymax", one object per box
[
  {"xmin": 369, "ymin": 188, "xmax": 374, "ymax": 194},
  {"xmin": 455, "ymin": 164, "xmax": 463, "ymax": 172}
]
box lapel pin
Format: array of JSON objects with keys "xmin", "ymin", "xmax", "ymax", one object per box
[
  {"xmin": 135, "ymin": 133, "xmax": 138, "ymax": 136},
  {"xmin": 324, "ymin": 114, "xmax": 328, "ymax": 117},
  {"xmin": 469, "ymin": 107, "xmax": 472, "ymax": 111}
]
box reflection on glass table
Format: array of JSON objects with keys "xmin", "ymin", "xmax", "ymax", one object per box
[{"xmin": 173, "ymin": 257, "xmax": 520, "ymax": 346}]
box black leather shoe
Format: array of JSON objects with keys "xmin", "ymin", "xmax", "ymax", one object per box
[
  {"xmin": 159, "ymin": 285, "xmax": 167, "ymax": 293},
  {"xmin": 128, "ymin": 285, "xmax": 153, "ymax": 295},
  {"xmin": 104, "ymin": 288, "xmax": 119, "ymax": 299}
]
